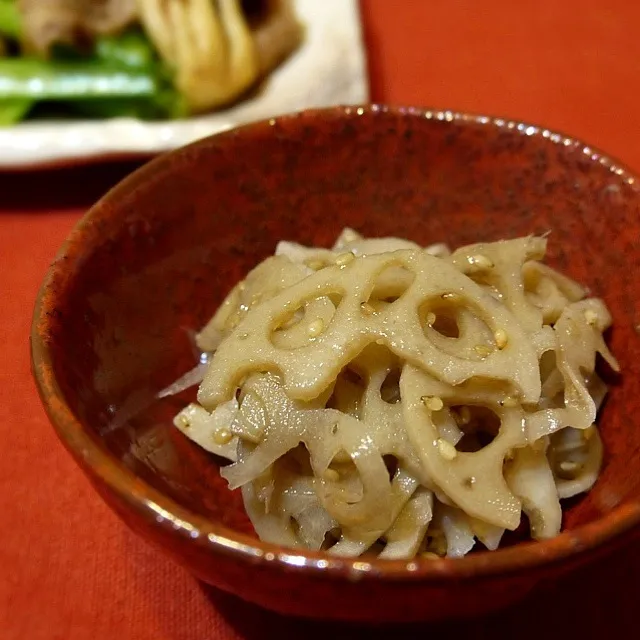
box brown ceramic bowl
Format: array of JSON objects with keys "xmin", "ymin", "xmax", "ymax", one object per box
[{"xmin": 31, "ymin": 106, "xmax": 640, "ymax": 623}]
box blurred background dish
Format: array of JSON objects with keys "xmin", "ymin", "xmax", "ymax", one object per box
[
  {"xmin": 0, "ymin": 0, "xmax": 367, "ymax": 168},
  {"xmin": 6, "ymin": 0, "xmax": 303, "ymax": 117}
]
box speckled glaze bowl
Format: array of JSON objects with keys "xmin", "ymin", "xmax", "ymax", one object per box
[{"xmin": 32, "ymin": 106, "xmax": 640, "ymax": 622}]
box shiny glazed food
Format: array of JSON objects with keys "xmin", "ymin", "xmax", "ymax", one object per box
[{"xmin": 171, "ymin": 228, "xmax": 618, "ymax": 559}]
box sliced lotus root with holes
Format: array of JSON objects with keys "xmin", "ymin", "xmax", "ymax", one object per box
[
  {"xmin": 313, "ymin": 416, "xmax": 395, "ymax": 532},
  {"xmin": 422, "ymin": 302, "xmax": 498, "ymax": 361},
  {"xmin": 467, "ymin": 515, "xmax": 504, "ymax": 551},
  {"xmin": 270, "ymin": 470, "xmax": 336, "ymax": 550},
  {"xmin": 433, "ymin": 504, "xmax": 477, "ymax": 557},
  {"xmin": 450, "ymin": 236, "xmax": 546, "ymax": 333},
  {"xmin": 221, "ymin": 373, "xmax": 333, "ymax": 489},
  {"xmin": 275, "ymin": 240, "xmax": 337, "ymax": 270},
  {"xmin": 328, "ymin": 468, "xmax": 419, "ymax": 556},
  {"xmin": 549, "ymin": 425, "xmax": 603, "ymax": 500},
  {"xmin": 526, "ymin": 298, "xmax": 620, "ymax": 441},
  {"xmin": 241, "ymin": 481, "xmax": 300, "ymax": 548},
  {"xmin": 378, "ymin": 486, "xmax": 434, "ymax": 559},
  {"xmin": 271, "ymin": 296, "xmax": 337, "ymax": 349},
  {"xmin": 400, "ymin": 364, "xmax": 527, "ymax": 530},
  {"xmin": 351, "ymin": 344, "xmax": 423, "ymax": 479},
  {"xmin": 197, "ymin": 255, "xmax": 311, "ymax": 351},
  {"xmin": 523, "ymin": 261, "xmax": 586, "ymax": 324},
  {"xmin": 199, "ymin": 250, "xmax": 542, "ymax": 409},
  {"xmin": 221, "ymin": 373, "xmax": 398, "ymax": 534},
  {"xmin": 504, "ymin": 444, "xmax": 561, "ymax": 539}
]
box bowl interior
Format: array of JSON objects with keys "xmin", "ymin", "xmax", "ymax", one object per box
[{"xmin": 39, "ymin": 107, "xmax": 640, "ymax": 554}]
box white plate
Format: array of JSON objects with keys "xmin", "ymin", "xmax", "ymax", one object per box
[{"xmin": 0, "ymin": 0, "xmax": 368, "ymax": 169}]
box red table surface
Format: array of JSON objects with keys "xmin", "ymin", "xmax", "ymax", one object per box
[{"xmin": 1, "ymin": 1, "xmax": 639, "ymax": 638}]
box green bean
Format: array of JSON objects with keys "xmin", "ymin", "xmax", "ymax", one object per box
[
  {"xmin": 0, "ymin": 97, "xmax": 32, "ymax": 125},
  {"xmin": 69, "ymin": 91, "xmax": 184, "ymax": 120},
  {"xmin": 0, "ymin": 0, "xmax": 20, "ymax": 40},
  {"xmin": 95, "ymin": 30, "xmax": 157, "ymax": 69},
  {"xmin": 0, "ymin": 58, "xmax": 159, "ymax": 100}
]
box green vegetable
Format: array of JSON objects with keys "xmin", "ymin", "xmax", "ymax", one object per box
[
  {"xmin": 0, "ymin": 0, "xmax": 20, "ymax": 40},
  {"xmin": 67, "ymin": 98, "xmax": 158, "ymax": 120},
  {"xmin": 0, "ymin": 6, "xmax": 186, "ymax": 122},
  {"xmin": 69, "ymin": 89, "xmax": 186, "ymax": 120},
  {"xmin": 0, "ymin": 97, "xmax": 32, "ymax": 125},
  {"xmin": 0, "ymin": 58, "xmax": 159, "ymax": 100},
  {"xmin": 95, "ymin": 30, "xmax": 157, "ymax": 70},
  {"xmin": 152, "ymin": 85, "xmax": 189, "ymax": 119}
]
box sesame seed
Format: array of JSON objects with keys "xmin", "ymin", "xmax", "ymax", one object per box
[
  {"xmin": 335, "ymin": 252, "xmax": 355, "ymax": 267},
  {"xmin": 494, "ymin": 328, "xmax": 508, "ymax": 349},
  {"xmin": 422, "ymin": 396, "xmax": 444, "ymax": 411},
  {"xmin": 426, "ymin": 312, "xmax": 436, "ymax": 325},
  {"xmin": 307, "ymin": 319, "xmax": 325, "ymax": 337},
  {"xmin": 213, "ymin": 427, "xmax": 233, "ymax": 445},
  {"xmin": 466, "ymin": 254, "xmax": 494, "ymax": 272},
  {"xmin": 457, "ymin": 406, "xmax": 471, "ymax": 425},
  {"xmin": 474, "ymin": 344, "xmax": 493, "ymax": 357},
  {"xmin": 306, "ymin": 259, "xmax": 325, "ymax": 271},
  {"xmin": 436, "ymin": 438, "xmax": 458, "ymax": 460},
  {"xmin": 375, "ymin": 338, "xmax": 385, "ymax": 345}
]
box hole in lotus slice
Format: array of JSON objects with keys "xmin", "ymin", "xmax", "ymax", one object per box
[
  {"xmin": 270, "ymin": 294, "xmax": 339, "ymax": 349},
  {"xmin": 380, "ymin": 369, "xmax": 402, "ymax": 404},
  {"xmin": 362, "ymin": 264, "xmax": 416, "ymax": 312},
  {"xmin": 418, "ymin": 295, "xmax": 502, "ymax": 365},
  {"xmin": 450, "ymin": 405, "xmax": 501, "ymax": 452},
  {"xmin": 326, "ymin": 367, "xmax": 365, "ymax": 419},
  {"xmin": 401, "ymin": 365, "xmax": 526, "ymax": 530}
]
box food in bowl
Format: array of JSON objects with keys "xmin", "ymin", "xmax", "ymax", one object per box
[
  {"xmin": 0, "ymin": 0, "xmax": 302, "ymax": 124},
  {"xmin": 170, "ymin": 227, "xmax": 618, "ymax": 559}
]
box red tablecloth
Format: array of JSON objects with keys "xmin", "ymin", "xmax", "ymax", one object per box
[{"xmin": 2, "ymin": 1, "xmax": 639, "ymax": 638}]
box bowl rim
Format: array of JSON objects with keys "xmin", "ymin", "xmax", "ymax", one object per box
[{"xmin": 31, "ymin": 104, "xmax": 640, "ymax": 583}]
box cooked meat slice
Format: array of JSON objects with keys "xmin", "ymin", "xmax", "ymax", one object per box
[
  {"xmin": 18, "ymin": 0, "xmax": 137, "ymax": 55},
  {"xmin": 244, "ymin": 0, "xmax": 303, "ymax": 75}
]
